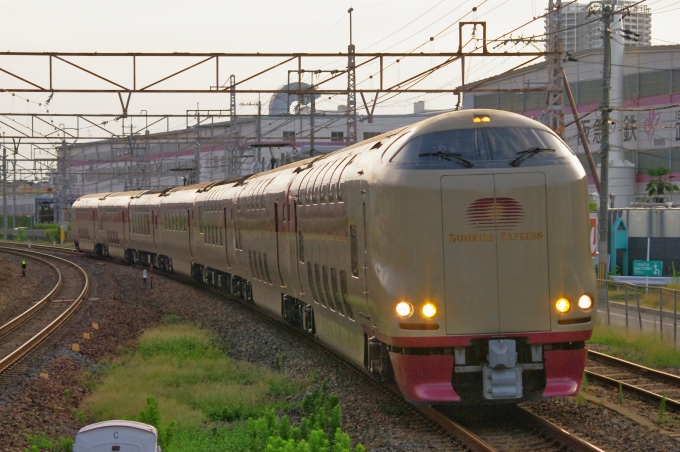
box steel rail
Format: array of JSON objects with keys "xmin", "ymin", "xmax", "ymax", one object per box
[
  {"xmin": 514, "ymin": 406, "xmax": 606, "ymax": 452},
  {"xmin": 0, "ymin": 249, "xmax": 89, "ymax": 374},
  {"xmin": 112, "ymin": 256, "xmax": 602, "ymax": 452},
  {"xmin": 0, "ymin": 248, "xmax": 63, "ymax": 337},
  {"xmin": 586, "ymin": 350, "xmax": 680, "ymax": 410},
  {"xmin": 419, "ymin": 406, "xmax": 494, "ymax": 452},
  {"xmin": 589, "ymin": 349, "xmax": 680, "ymax": 386}
]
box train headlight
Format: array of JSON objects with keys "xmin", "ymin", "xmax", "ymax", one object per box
[
  {"xmin": 422, "ymin": 303, "xmax": 437, "ymax": 319},
  {"xmin": 578, "ymin": 294, "xmax": 593, "ymax": 311},
  {"xmin": 396, "ymin": 301, "xmax": 414, "ymax": 318},
  {"xmin": 473, "ymin": 115, "xmax": 491, "ymax": 123},
  {"xmin": 555, "ymin": 298, "xmax": 571, "ymax": 314}
]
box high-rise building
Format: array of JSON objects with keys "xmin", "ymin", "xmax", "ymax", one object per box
[{"xmin": 547, "ymin": 1, "xmax": 651, "ymax": 54}]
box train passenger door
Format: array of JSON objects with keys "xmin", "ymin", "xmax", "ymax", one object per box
[
  {"xmin": 223, "ymin": 206, "xmax": 231, "ymax": 268},
  {"xmin": 441, "ymin": 173, "xmax": 550, "ymax": 335},
  {"xmin": 274, "ymin": 201, "xmax": 286, "ymax": 287},
  {"xmin": 151, "ymin": 209, "xmax": 157, "ymax": 250}
]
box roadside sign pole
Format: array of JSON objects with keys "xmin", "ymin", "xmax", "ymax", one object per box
[{"xmin": 646, "ymin": 237, "xmax": 650, "ymax": 293}]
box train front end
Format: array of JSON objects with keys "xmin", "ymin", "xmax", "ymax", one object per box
[{"xmin": 369, "ymin": 110, "xmax": 596, "ymax": 404}]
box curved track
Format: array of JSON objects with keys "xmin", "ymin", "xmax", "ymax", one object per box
[
  {"xmin": 0, "ymin": 247, "xmax": 89, "ymax": 380},
  {"xmin": 0, "ymin": 243, "xmax": 603, "ymax": 450},
  {"xmin": 586, "ymin": 349, "xmax": 680, "ymax": 410}
]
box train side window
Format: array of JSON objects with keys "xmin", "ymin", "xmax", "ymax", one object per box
[
  {"xmin": 322, "ymin": 266, "xmax": 335, "ymax": 311},
  {"xmin": 331, "ymin": 268, "xmax": 344, "ymax": 315},
  {"xmin": 350, "ymin": 225, "xmax": 359, "ymax": 277},
  {"xmin": 299, "ymin": 231, "xmax": 305, "ymax": 263},
  {"xmin": 307, "ymin": 263, "xmax": 319, "ymax": 304},
  {"xmin": 263, "ymin": 253, "xmax": 272, "ymax": 284},
  {"xmin": 315, "ymin": 264, "xmax": 327, "ymax": 307},
  {"xmin": 340, "ymin": 270, "xmax": 354, "ymax": 319}
]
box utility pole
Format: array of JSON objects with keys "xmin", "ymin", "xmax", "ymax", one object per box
[
  {"xmin": 228, "ymin": 74, "xmax": 237, "ymax": 178},
  {"xmin": 597, "ymin": 0, "xmax": 612, "ymax": 280},
  {"xmin": 546, "ymin": 0, "xmax": 565, "ymax": 137},
  {"xmin": 56, "ymin": 139, "xmax": 68, "ymax": 243},
  {"xmin": 194, "ymin": 111, "xmax": 201, "ymax": 184},
  {"xmin": 241, "ymin": 97, "xmax": 262, "ymax": 172},
  {"xmin": 310, "ymin": 94, "xmax": 316, "ymax": 157},
  {"xmin": 12, "ymin": 152, "xmax": 16, "ymax": 229},
  {"xmin": 2, "ymin": 133, "xmax": 6, "ymax": 240},
  {"xmin": 346, "ymin": 7, "xmax": 357, "ymax": 146}
]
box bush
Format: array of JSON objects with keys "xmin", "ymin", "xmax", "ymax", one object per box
[
  {"xmin": 45, "ymin": 227, "xmax": 61, "ymax": 243},
  {"xmin": 15, "ymin": 229, "xmax": 27, "ymax": 242}
]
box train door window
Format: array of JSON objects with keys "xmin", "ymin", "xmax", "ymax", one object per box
[
  {"xmin": 307, "ymin": 263, "xmax": 319, "ymax": 303},
  {"xmin": 340, "ymin": 270, "xmax": 354, "ymax": 319},
  {"xmin": 337, "ymin": 155, "xmax": 357, "ymax": 202},
  {"xmin": 199, "ymin": 206, "xmax": 204, "ymax": 232},
  {"xmin": 263, "ymin": 253, "xmax": 272, "ymax": 284},
  {"xmin": 321, "ymin": 161, "xmax": 337, "ymax": 204},
  {"xmin": 249, "ymin": 251, "xmax": 256, "ymax": 278},
  {"xmin": 220, "ymin": 229, "xmax": 223, "ymax": 247},
  {"xmin": 331, "ymin": 268, "xmax": 344, "ymax": 315},
  {"xmin": 322, "ymin": 266, "xmax": 335, "ymax": 311},
  {"xmin": 299, "ymin": 232, "xmax": 305, "ymax": 263},
  {"xmin": 238, "ymin": 228, "xmax": 242, "ymax": 250},
  {"xmin": 350, "ymin": 225, "xmax": 359, "ymax": 277},
  {"xmin": 314, "ymin": 264, "xmax": 327, "ymax": 307},
  {"xmin": 257, "ymin": 252, "xmax": 266, "ymax": 282}
]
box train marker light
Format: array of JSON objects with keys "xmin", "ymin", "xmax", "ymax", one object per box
[
  {"xmin": 422, "ymin": 303, "xmax": 437, "ymax": 318},
  {"xmin": 396, "ymin": 301, "xmax": 414, "ymax": 318},
  {"xmin": 473, "ymin": 115, "xmax": 491, "ymax": 123},
  {"xmin": 578, "ymin": 294, "xmax": 593, "ymax": 311},
  {"xmin": 555, "ymin": 298, "xmax": 571, "ymax": 314}
]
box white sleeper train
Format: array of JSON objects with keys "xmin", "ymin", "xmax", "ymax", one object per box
[{"xmin": 73, "ymin": 110, "xmax": 596, "ymax": 404}]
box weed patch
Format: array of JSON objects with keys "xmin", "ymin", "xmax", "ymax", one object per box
[
  {"xmin": 588, "ymin": 324, "xmax": 680, "ymax": 367},
  {"xmin": 81, "ymin": 324, "xmax": 298, "ymax": 428}
]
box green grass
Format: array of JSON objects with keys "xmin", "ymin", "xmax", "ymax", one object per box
[
  {"xmin": 82, "ymin": 324, "xmax": 302, "ymax": 430},
  {"xmin": 30, "ymin": 323, "xmax": 364, "ymax": 451},
  {"xmin": 588, "ymin": 323, "xmax": 680, "ymax": 367}
]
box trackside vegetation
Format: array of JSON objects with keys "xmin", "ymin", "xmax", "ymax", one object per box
[
  {"xmin": 587, "ymin": 323, "xmax": 680, "ymax": 368},
  {"xmin": 26, "ymin": 322, "xmax": 364, "ymax": 451}
]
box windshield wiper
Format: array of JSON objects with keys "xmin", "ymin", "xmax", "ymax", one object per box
[
  {"xmin": 419, "ymin": 151, "xmax": 474, "ymax": 168},
  {"xmin": 510, "ymin": 147, "xmax": 555, "ymax": 167}
]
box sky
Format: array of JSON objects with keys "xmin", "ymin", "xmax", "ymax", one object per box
[{"xmin": 0, "ymin": 0, "xmax": 677, "ymax": 152}]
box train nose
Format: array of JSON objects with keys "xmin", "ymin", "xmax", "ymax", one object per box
[{"xmin": 441, "ymin": 173, "xmax": 551, "ymax": 334}]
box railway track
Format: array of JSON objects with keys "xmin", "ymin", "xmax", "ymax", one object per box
[
  {"xmin": 586, "ymin": 349, "xmax": 680, "ymax": 411},
  {"xmin": 0, "ymin": 245, "xmax": 603, "ymax": 451},
  {"xmin": 0, "ymin": 246, "xmax": 89, "ymax": 384},
  {"xmin": 427, "ymin": 404, "xmax": 604, "ymax": 452},
  {"xmin": 177, "ymin": 264, "xmax": 603, "ymax": 451}
]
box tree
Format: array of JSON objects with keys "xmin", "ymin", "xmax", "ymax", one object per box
[{"xmin": 646, "ymin": 167, "xmax": 679, "ymax": 202}]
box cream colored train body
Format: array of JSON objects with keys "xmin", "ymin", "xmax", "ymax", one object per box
[{"xmin": 72, "ymin": 110, "xmax": 596, "ymax": 404}]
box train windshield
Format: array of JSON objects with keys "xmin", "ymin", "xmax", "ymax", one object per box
[{"xmin": 390, "ymin": 127, "xmax": 572, "ymax": 168}]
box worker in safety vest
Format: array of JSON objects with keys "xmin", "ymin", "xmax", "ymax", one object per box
[{"xmin": 21, "ymin": 260, "xmax": 26, "ymax": 277}]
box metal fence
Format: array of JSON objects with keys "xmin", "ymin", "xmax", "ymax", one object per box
[{"xmin": 598, "ymin": 279, "xmax": 680, "ymax": 346}]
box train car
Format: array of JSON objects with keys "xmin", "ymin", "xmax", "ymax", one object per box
[
  {"xmin": 72, "ymin": 193, "xmax": 101, "ymax": 253},
  {"xmin": 73, "ymin": 110, "xmax": 596, "ymax": 405}
]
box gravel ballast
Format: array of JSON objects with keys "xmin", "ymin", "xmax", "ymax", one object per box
[{"xmin": 0, "ymin": 252, "xmax": 678, "ymax": 451}]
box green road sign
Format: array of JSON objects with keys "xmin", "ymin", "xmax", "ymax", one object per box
[{"xmin": 632, "ymin": 260, "xmax": 663, "ymax": 277}]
